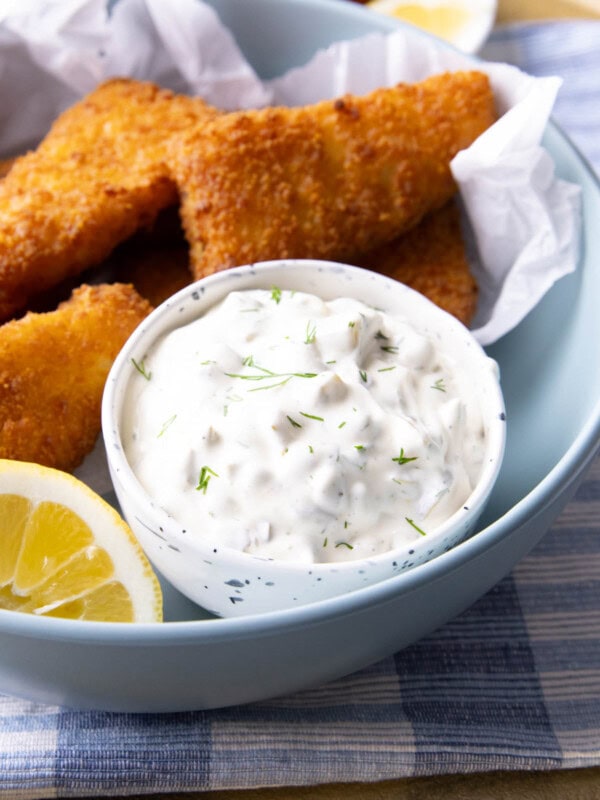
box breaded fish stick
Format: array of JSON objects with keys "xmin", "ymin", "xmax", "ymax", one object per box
[
  {"xmin": 0, "ymin": 79, "xmax": 216, "ymax": 321},
  {"xmin": 354, "ymin": 200, "xmax": 478, "ymax": 326},
  {"xmin": 0, "ymin": 283, "xmax": 151, "ymax": 472},
  {"xmin": 172, "ymin": 71, "xmax": 495, "ymax": 278}
]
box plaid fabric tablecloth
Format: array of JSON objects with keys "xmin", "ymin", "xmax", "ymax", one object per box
[{"xmin": 1, "ymin": 20, "xmax": 600, "ymax": 798}]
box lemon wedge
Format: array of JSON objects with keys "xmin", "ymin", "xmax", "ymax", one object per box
[
  {"xmin": 366, "ymin": 0, "xmax": 496, "ymax": 53},
  {"xmin": 0, "ymin": 459, "xmax": 162, "ymax": 622}
]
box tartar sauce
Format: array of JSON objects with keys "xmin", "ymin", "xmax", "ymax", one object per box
[{"xmin": 124, "ymin": 288, "xmax": 488, "ymax": 563}]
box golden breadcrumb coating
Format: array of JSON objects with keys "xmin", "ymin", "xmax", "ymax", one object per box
[
  {"xmin": 0, "ymin": 78, "xmax": 216, "ymax": 321},
  {"xmin": 354, "ymin": 199, "xmax": 478, "ymax": 326},
  {"xmin": 0, "ymin": 283, "xmax": 152, "ymax": 472},
  {"xmin": 171, "ymin": 71, "xmax": 495, "ymax": 279}
]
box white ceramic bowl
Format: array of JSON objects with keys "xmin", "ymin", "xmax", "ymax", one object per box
[{"xmin": 102, "ymin": 260, "xmax": 505, "ymax": 617}]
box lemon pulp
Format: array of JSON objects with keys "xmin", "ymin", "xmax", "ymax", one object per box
[{"xmin": 0, "ymin": 461, "xmax": 162, "ymax": 622}]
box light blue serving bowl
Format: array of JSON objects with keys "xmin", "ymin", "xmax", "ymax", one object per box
[{"xmin": 0, "ymin": 0, "xmax": 598, "ymax": 712}]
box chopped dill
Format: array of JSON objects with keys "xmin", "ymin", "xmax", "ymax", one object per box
[
  {"xmin": 392, "ymin": 448, "xmax": 418, "ymax": 466},
  {"xmin": 359, "ymin": 370, "xmax": 368, "ymax": 383},
  {"xmin": 196, "ymin": 466, "xmax": 219, "ymax": 494},
  {"xmin": 287, "ymin": 415, "xmax": 302, "ymax": 428},
  {"xmin": 304, "ymin": 320, "xmax": 317, "ymax": 344},
  {"xmin": 131, "ymin": 357, "xmax": 151, "ymax": 381},
  {"xmin": 432, "ymin": 378, "xmax": 447, "ymax": 392},
  {"xmin": 335, "ymin": 541, "xmax": 354, "ymax": 550},
  {"xmin": 300, "ymin": 411, "xmax": 324, "ymax": 422},
  {"xmin": 270, "ymin": 286, "xmax": 282, "ymax": 304},
  {"xmin": 157, "ymin": 414, "xmax": 177, "ymax": 438},
  {"xmin": 226, "ymin": 360, "xmax": 318, "ymax": 392},
  {"xmin": 405, "ymin": 517, "xmax": 427, "ymax": 536}
]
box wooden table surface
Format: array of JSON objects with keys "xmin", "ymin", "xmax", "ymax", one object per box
[{"xmin": 101, "ymin": 2, "xmax": 599, "ymax": 798}]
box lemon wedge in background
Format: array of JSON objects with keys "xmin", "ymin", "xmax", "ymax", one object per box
[
  {"xmin": 0, "ymin": 459, "xmax": 162, "ymax": 622},
  {"xmin": 366, "ymin": 0, "xmax": 497, "ymax": 53}
]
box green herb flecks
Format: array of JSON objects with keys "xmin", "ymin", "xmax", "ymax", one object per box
[
  {"xmin": 157, "ymin": 414, "xmax": 177, "ymax": 438},
  {"xmin": 392, "ymin": 448, "xmax": 418, "ymax": 466},
  {"xmin": 378, "ymin": 366, "xmax": 397, "ymax": 373},
  {"xmin": 335, "ymin": 541, "xmax": 354, "ymax": 550},
  {"xmin": 223, "ymin": 393, "xmax": 243, "ymax": 417},
  {"xmin": 271, "ymin": 285, "xmax": 282, "ymax": 304},
  {"xmin": 131, "ymin": 357, "xmax": 151, "ymax": 381},
  {"xmin": 432, "ymin": 378, "xmax": 447, "ymax": 392},
  {"xmin": 359, "ymin": 370, "xmax": 368, "ymax": 383},
  {"xmin": 354, "ymin": 444, "xmax": 365, "ymax": 451},
  {"xmin": 196, "ymin": 466, "xmax": 219, "ymax": 494},
  {"xmin": 338, "ymin": 421, "xmax": 347, "ymax": 429},
  {"xmin": 405, "ymin": 517, "xmax": 427, "ymax": 537},
  {"xmin": 380, "ymin": 345, "xmax": 399, "ymax": 354},
  {"xmin": 287, "ymin": 415, "xmax": 302, "ymax": 428},
  {"xmin": 226, "ymin": 359, "xmax": 318, "ymax": 392},
  {"xmin": 304, "ymin": 320, "xmax": 317, "ymax": 345},
  {"xmin": 300, "ymin": 411, "xmax": 324, "ymax": 422}
]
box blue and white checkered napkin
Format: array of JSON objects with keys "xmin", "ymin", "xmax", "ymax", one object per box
[{"xmin": 2, "ymin": 21, "xmax": 600, "ymax": 798}]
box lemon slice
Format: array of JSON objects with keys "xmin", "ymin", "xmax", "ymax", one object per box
[
  {"xmin": 0, "ymin": 459, "xmax": 162, "ymax": 622},
  {"xmin": 366, "ymin": 0, "xmax": 496, "ymax": 53}
]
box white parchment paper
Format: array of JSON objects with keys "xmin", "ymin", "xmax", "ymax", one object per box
[{"xmin": 0, "ymin": 0, "xmax": 581, "ymax": 349}]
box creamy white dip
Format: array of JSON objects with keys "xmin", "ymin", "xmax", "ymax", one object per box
[{"xmin": 124, "ymin": 288, "xmax": 488, "ymax": 564}]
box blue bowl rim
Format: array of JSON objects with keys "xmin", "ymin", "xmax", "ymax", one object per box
[{"xmin": 0, "ymin": 3, "xmax": 598, "ymax": 645}]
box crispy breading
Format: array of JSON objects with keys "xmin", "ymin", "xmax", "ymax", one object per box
[
  {"xmin": 354, "ymin": 200, "xmax": 478, "ymax": 326},
  {"xmin": 0, "ymin": 283, "xmax": 152, "ymax": 472},
  {"xmin": 111, "ymin": 199, "xmax": 477, "ymax": 322},
  {"xmin": 171, "ymin": 71, "xmax": 495, "ymax": 279},
  {"xmin": 0, "ymin": 78, "xmax": 217, "ymax": 321}
]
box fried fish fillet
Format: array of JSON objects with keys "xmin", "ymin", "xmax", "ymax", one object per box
[
  {"xmin": 0, "ymin": 78, "xmax": 216, "ymax": 321},
  {"xmin": 109, "ymin": 198, "xmax": 477, "ymax": 323},
  {"xmin": 171, "ymin": 71, "xmax": 495, "ymax": 279},
  {"xmin": 354, "ymin": 199, "xmax": 478, "ymax": 326},
  {"xmin": 0, "ymin": 283, "xmax": 151, "ymax": 472}
]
